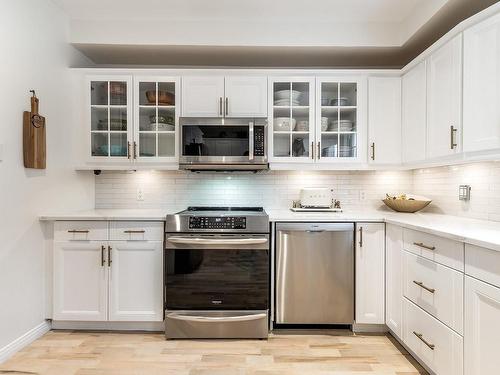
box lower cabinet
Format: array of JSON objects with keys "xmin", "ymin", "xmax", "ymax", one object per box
[
  {"xmin": 108, "ymin": 241, "xmax": 163, "ymax": 321},
  {"xmin": 464, "ymin": 275, "xmax": 500, "ymax": 374},
  {"xmin": 355, "ymin": 222, "xmax": 385, "ymax": 324},
  {"xmin": 385, "ymin": 224, "xmax": 403, "ymax": 336},
  {"xmin": 53, "ymin": 221, "xmax": 164, "ymax": 322},
  {"xmin": 403, "ymin": 298, "xmax": 463, "ymax": 375},
  {"xmin": 53, "ymin": 241, "xmax": 108, "ymax": 321}
]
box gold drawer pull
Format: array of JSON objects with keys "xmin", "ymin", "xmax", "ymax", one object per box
[
  {"xmin": 124, "ymin": 230, "xmax": 146, "ymax": 234},
  {"xmin": 413, "ymin": 331, "xmax": 435, "ymax": 350},
  {"xmin": 413, "ymin": 242, "xmax": 436, "ymax": 251},
  {"xmin": 413, "ymin": 280, "xmax": 435, "ymax": 294},
  {"xmin": 68, "ymin": 230, "xmax": 89, "ymax": 233}
]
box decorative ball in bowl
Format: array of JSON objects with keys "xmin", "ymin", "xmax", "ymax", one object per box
[{"xmin": 382, "ymin": 194, "xmax": 432, "ymax": 213}]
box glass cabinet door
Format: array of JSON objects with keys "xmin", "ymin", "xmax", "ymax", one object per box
[
  {"xmin": 318, "ymin": 80, "xmax": 359, "ymax": 160},
  {"xmin": 135, "ymin": 77, "xmax": 179, "ymax": 161},
  {"xmin": 270, "ymin": 79, "xmax": 314, "ymax": 161},
  {"xmin": 90, "ymin": 79, "xmax": 131, "ymax": 159}
]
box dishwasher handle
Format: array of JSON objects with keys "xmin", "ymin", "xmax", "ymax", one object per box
[{"xmin": 276, "ymin": 222, "xmax": 354, "ymax": 232}]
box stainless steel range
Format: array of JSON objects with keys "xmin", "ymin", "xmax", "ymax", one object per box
[{"xmin": 164, "ymin": 207, "xmax": 270, "ymax": 339}]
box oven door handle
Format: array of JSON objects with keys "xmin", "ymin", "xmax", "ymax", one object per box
[
  {"xmin": 167, "ymin": 236, "xmax": 268, "ymax": 245},
  {"xmin": 166, "ymin": 312, "xmax": 267, "ymax": 323}
]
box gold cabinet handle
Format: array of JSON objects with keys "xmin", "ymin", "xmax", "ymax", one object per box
[
  {"xmin": 127, "ymin": 141, "xmax": 131, "ymax": 159},
  {"xmin": 225, "ymin": 97, "xmax": 229, "ymax": 116},
  {"xmin": 413, "ymin": 331, "xmax": 435, "ymax": 350},
  {"xmin": 371, "ymin": 142, "xmax": 375, "ymax": 161},
  {"xmin": 413, "ymin": 242, "xmax": 436, "ymax": 251},
  {"xmin": 413, "ymin": 280, "xmax": 435, "ymax": 294},
  {"xmin": 133, "ymin": 141, "xmax": 137, "ymax": 159},
  {"xmin": 219, "ymin": 97, "xmax": 223, "ymax": 116},
  {"xmin": 123, "ymin": 230, "xmax": 145, "ymax": 233},
  {"xmin": 107, "ymin": 246, "xmax": 112, "ymax": 267},
  {"xmin": 68, "ymin": 230, "xmax": 89, "ymax": 233},
  {"xmin": 317, "ymin": 142, "xmax": 321, "ymax": 160},
  {"xmin": 101, "ymin": 245, "xmax": 106, "ymax": 267},
  {"xmin": 359, "ymin": 226, "xmax": 363, "ymax": 247},
  {"xmin": 311, "ymin": 142, "xmax": 314, "ymax": 159},
  {"xmin": 450, "ymin": 126, "xmax": 457, "ymax": 149}
]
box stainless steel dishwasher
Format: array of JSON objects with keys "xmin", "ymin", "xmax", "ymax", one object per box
[{"xmin": 275, "ymin": 222, "xmax": 354, "ymax": 325}]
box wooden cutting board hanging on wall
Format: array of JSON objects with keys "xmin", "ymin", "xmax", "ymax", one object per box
[{"xmin": 23, "ymin": 90, "xmax": 46, "ymax": 169}]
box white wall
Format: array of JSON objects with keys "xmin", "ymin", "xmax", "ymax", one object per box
[{"xmin": 0, "ymin": 0, "xmax": 94, "ymax": 351}]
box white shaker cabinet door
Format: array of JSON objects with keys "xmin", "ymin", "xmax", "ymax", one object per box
[
  {"xmin": 53, "ymin": 241, "xmax": 108, "ymax": 321},
  {"xmin": 181, "ymin": 76, "xmax": 225, "ymax": 117},
  {"xmin": 385, "ymin": 224, "xmax": 403, "ymax": 337},
  {"xmin": 465, "ymin": 276, "xmax": 500, "ymax": 375},
  {"xmin": 402, "ymin": 61, "xmax": 427, "ymax": 163},
  {"xmin": 108, "ymin": 241, "xmax": 164, "ymax": 321},
  {"xmin": 368, "ymin": 77, "xmax": 402, "ymax": 165},
  {"xmin": 463, "ymin": 12, "xmax": 500, "ymax": 153},
  {"xmin": 355, "ymin": 223, "xmax": 385, "ymax": 324},
  {"xmin": 224, "ymin": 76, "xmax": 267, "ymax": 117},
  {"xmin": 426, "ymin": 34, "xmax": 462, "ymax": 159}
]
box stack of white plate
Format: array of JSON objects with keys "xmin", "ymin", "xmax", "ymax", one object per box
[
  {"xmin": 274, "ymin": 90, "xmax": 302, "ymax": 106},
  {"xmin": 322, "ymin": 144, "xmax": 337, "ymax": 157},
  {"xmin": 331, "ymin": 120, "xmax": 354, "ymax": 131}
]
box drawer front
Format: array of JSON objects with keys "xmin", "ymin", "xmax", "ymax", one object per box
[
  {"xmin": 403, "ymin": 298, "xmax": 463, "ymax": 375},
  {"xmin": 403, "ymin": 251, "xmax": 463, "ymax": 334},
  {"xmin": 110, "ymin": 221, "xmax": 164, "ymax": 241},
  {"xmin": 403, "ymin": 228, "xmax": 464, "ymax": 271},
  {"xmin": 465, "ymin": 244, "xmax": 500, "ymax": 289},
  {"xmin": 54, "ymin": 221, "xmax": 108, "ymax": 241}
]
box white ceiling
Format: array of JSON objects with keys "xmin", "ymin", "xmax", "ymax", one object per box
[{"xmin": 52, "ymin": 0, "xmax": 449, "ymax": 47}]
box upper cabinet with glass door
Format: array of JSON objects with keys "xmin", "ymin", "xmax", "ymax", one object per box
[
  {"xmin": 316, "ymin": 78, "xmax": 364, "ymax": 162},
  {"xmin": 269, "ymin": 78, "xmax": 315, "ymax": 162},
  {"xmin": 135, "ymin": 77, "xmax": 180, "ymax": 162},
  {"xmin": 88, "ymin": 76, "xmax": 132, "ymax": 161}
]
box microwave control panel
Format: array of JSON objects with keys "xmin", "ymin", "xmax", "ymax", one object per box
[
  {"xmin": 254, "ymin": 126, "xmax": 265, "ymax": 157},
  {"xmin": 189, "ymin": 216, "xmax": 247, "ymax": 230}
]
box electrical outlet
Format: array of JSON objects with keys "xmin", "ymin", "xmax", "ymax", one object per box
[
  {"xmin": 136, "ymin": 187, "xmax": 144, "ymax": 201},
  {"xmin": 359, "ymin": 190, "xmax": 366, "ymax": 201}
]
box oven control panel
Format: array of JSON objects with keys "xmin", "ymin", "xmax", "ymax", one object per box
[{"xmin": 189, "ymin": 216, "xmax": 247, "ymax": 229}]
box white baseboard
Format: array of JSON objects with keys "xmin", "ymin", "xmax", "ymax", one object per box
[
  {"xmin": 51, "ymin": 320, "xmax": 164, "ymax": 332},
  {"xmin": 0, "ymin": 320, "xmax": 51, "ymax": 364}
]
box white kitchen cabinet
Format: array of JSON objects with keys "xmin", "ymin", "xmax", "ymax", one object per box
[
  {"xmin": 108, "ymin": 241, "xmax": 163, "ymax": 321},
  {"xmin": 355, "ymin": 223, "xmax": 385, "ymax": 324},
  {"xmin": 182, "ymin": 76, "xmax": 267, "ymax": 118},
  {"xmin": 385, "ymin": 224, "xmax": 403, "ymax": 337},
  {"xmin": 224, "ymin": 76, "xmax": 268, "ymax": 117},
  {"xmin": 402, "ymin": 62, "xmax": 427, "ymax": 164},
  {"xmin": 368, "ymin": 77, "xmax": 401, "ymax": 165},
  {"xmin": 87, "ymin": 76, "xmax": 133, "ymax": 162},
  {"xmin": 181, "ymin": 76, "xmax": 225, "ymax": 117},
  {"xmin": 269, "ymin": 77, "xmax": 315, "ymax": 162},
  {"xmin": 53, "ymin": 221, "xmax": 164, "ymax": 323},
  {"xmin": 426, "ymin": 35, "xmax": 462, "ymax": 159},
  {"xmin": 463, "ymin": 12, "xmax": 500, "ymax": 154},
  {"xmin": 134, "ymin": 76, "xmax": 180, "ymax": 162},
  {"xmin": 465, "ymin": 275, "xmax": 500, "ymax": 375},
  {"xmin": 53, "ymin": 241, "xmax": 108, "ymax": 321}
]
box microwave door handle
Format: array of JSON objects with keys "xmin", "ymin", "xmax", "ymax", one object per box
[{"xmin": 249, "ymin": 121, "xmax": 254, "ymax": 161}]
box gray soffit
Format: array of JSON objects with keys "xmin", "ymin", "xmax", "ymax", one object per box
[{"xmin": 72, "ymin": 0, "xmax": 499, "ymax": 68}]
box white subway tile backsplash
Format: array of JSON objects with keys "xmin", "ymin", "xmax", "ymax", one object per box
[{"xmin": 94, "ymin": 161, "xmax": 500, "ymax": 222}]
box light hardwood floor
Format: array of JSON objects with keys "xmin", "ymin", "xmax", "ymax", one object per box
[{"xmin": 0, "ymin": 331, "xmax": 427, "ymax": 375}]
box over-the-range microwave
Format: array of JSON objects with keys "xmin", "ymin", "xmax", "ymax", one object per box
[{"xmin": 179, "ymin": 117, "xmax": 268, "ymax": 171}]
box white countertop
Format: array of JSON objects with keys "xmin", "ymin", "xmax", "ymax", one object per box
[{"xmin": 40, "ymin": 208, "xmax": 500, "ymax": 252}]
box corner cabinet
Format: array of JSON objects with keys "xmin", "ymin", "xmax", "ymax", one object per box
[{"xmin": 85, "ymin": 75, "xmax": 180, "ymax": 167}]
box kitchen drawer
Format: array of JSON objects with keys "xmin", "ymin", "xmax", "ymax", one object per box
[
  {"xmin": 403, "ymin": 298, "xmax": 463, "ymax": 375},
  {"xmin": 403, "ymin": 250, "xmax": 463, "ymax": 334},
  {"xmin": 54, "ymin": 221, "xmax": 108, "ymax": 241},
  {"xmin": 465, "ymin": 244, "xmax": 500, "ymax": 288},
  {"xmin": 110, "ymin": 221, "xmax": 164, "ymax": 241},
  {"xmin": 403, "ymin": 228, "xmax": 464, "ymax": 271}
]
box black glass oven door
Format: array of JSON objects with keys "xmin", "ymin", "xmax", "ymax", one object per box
[{"xmin": 165, "ymin": 249, "xmax": 269, "ymax": 310}]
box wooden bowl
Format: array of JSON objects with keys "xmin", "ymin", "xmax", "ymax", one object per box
[
  {"xmin": 145, "ymin": 90, "xmax": 175, "ymax": 105},
  {"xmin": 382, "ymin": 195, "xmax": 432, "ymax": 213}
]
